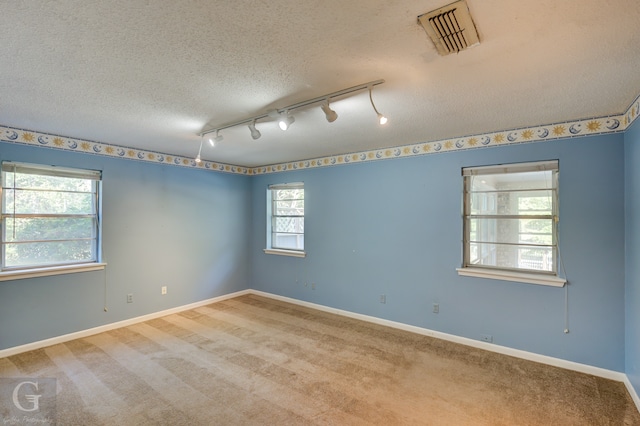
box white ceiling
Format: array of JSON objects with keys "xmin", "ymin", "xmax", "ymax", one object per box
[{"xmin": 2, "ymin": 0, "xmax": 640, "ymax": 168}]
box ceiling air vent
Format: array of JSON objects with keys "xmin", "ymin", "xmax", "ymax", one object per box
[{"xmin": 418, "ymin": 0, "xmax": 480, "ymax": 56}]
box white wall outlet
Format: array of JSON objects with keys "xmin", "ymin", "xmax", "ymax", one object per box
[
  {"xmin": 380, "ymin": 294, "xmax": 386, "ymax": 304},
  {"xmin": 127, "ymin": 293, "xmax": 133, "ymax": 303},
  {"xmin": 161, "ymin": 286, "xmax": 167, "ymax": 295},
  {"xmin": 433, "ymin": 303, "xmax": 439, "ymax": 313}
]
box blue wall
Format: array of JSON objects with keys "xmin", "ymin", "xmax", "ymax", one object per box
[
  {"xmin": 625, "ymin": 120, "xmax": 640, "ymax": 394},
  {"xmin": 0, "ymin": 142, "xmax": 252, "ymax": 350},
  {"xmin": 251, "ymin": 134, "xmax": 626, "ymax": 371},
  {"xmin": 1, "ymin": 127, "xmax": 635, "ymax": 379}
]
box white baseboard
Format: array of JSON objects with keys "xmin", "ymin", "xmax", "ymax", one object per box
[
  {"xmin": 250, "ymin": 290, "xmax": 627, "ymax": 383},
  {"xmin": 0, "ymin": 289, "xmax": 251, "ymax": 358},
  {"xmin": 0, "ymin": 287, "xmax": 633, "ymax": 394},
  {"xmin": 625, "ymin": 375, "xmax": 640, "ymax": 414}
]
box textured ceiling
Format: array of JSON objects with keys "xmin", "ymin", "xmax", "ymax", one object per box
[{"xmin": 2, "ymin": 0, "xmax": 640, "ymax": 168}]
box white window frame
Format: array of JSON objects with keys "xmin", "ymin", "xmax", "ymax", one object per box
[
  {"xmin": 264, "ymin": 182, "xmax": 305, "ymax": 258},
  {"xmin": 457, "ymin": 160, "xmax": 566, "ymax": 287},
  {"xmin": 0, "ymin": 162, "xmax": 105, "ymax": 281}
]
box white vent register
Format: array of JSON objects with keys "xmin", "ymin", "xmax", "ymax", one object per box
[{"xmin": 418, "ymin": 0, "xmax": 480, "ymax": 55}]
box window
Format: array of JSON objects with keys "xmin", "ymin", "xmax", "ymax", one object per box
[
  {"xmin": 265, "ymin": 182, "xmax": 305, "ymax": 257},
  {"xmin": 458, "ymin": 160, "xmax": 565, "ymax": 286},
  {"xmin": 1, "ymin": 162, "xmax": 102, "ymax": 275}
]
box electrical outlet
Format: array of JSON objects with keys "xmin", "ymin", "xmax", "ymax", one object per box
[
  {"xmin": 127, "ymin": 293, "xmax": 133, "ymax": 303},
  {"xmin": 161, "ymin": 286, "xmax": 167, "ymax": 295},
  {"xmin": 480, "ymin": 334, "xmax": 493, "ymax": 343},
  {"xmin": 433, "ymin": 303, "xmax": 439, "ymax": 314},
  {"xmin": 380, "ymin": 294, "xmax": 386, "ymax": 304},
  {"xmin": 311, "ymin": 283, "xmax": 316, "ymax": 290}
]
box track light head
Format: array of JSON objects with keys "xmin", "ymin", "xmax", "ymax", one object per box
[
  {"xmin": 278, "ymin": 113, "xmax": 295, "ymax": 131},
  {"xmin": 321, "ymin": 100, "xmax": 338, "ymax": 123},
  {"xmin": 248, "ymin": 121, "xmax": 261, "ymax": 140},
  {"xmin": 368, "ymin": 85, "xmax": 388, "ymax": 125},
  {"xmin": 213, "ymin": 130, "xmax": 223, "ymax": 145},
  {"xmin": 195, "ymin": 136, "xmax": 204, "ymax": 163},
  {"xmin": 206, "ymin": 130, "xmax": 223, "ymax": 147}
]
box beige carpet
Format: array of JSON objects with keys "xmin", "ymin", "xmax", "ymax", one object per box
[{"xmin": 1, "ymin": 294, "xmax": 638, "ymax": 425}]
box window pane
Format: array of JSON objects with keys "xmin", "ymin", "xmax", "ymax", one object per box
[
  {"xmin": 470, "ymin": 191, "xmax": 553, "ymax": 216},
  {"xmin": 10, "ymin": 174, "xmax": 93, "ymax": 192},
  {"xmin": 3, "ymin": 189, "xmax": 94, "ymax": 215},
  {"xmin": 520, "ymin": 218, "xmax": 553, "ymax": 244},
  {"xmin": 469, "ymin": 242, "xmax": 554, "ymax": 272},
  {"xmin": 4, "ymin": 240, "xmax": 95, "ymax": 268},
  {"xmin": 469, "ymin": 192, "xmax": 497, "ymax": 214},
  {"xmin": 273, "ymin": 233, "xmax": 304, "ymax": 251},
  {"xmin": 518, "ymin": 246, "xmax": 554, "ymax": 272},
  {"xmin": 472, "ymin": 170, "xmax": 554, "ymax": 191},
  {"xmin": 5, "ymin": 217, "xmax": 95, "ymax": 242},
  {"xmin": 469, "ymin": 218, "xmax": 553, "ymax": 245},
  {"xmin": 274, "ymin": 189, "xmax": 304, "ymax": 200},
  {"xmin": 274, "ymin": 200, "xmax": 304, "ymax": 215},
  {"xmin": 4, "ymin": 171, "xmax": 14, "ymax": 188},
  {"xmin": 518, "ymin": 196, "xmax": 553, "ymax": 213},
  {"xmin": 273, "ymin": 217, "xmax": 304, "ymax": 233}
]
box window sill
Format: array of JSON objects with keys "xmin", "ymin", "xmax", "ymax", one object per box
[
  {"xmin": 456, "ymin": 267, "xmax": 566, "ymax": 287},
  {"xmin": 263, "ymin": 249, "xmax": 306, "ymax": 258},
  {"xmin": 0, "ymin": 263, "xmax": 107, "ymax": 282}
]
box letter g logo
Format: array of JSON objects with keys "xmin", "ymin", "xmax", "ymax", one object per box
[{"xmin": 12, "ymin": 380, "xmax": 41, "ymax": 412}]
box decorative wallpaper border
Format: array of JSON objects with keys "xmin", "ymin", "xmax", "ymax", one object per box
[
  {"xmin": 624, "ymin": 91, "xmax": 640, "ymax": 129},
  {"xmin": 253, "ymin": 93, "xmax": 640, "ymax": 175},
  {"xmin": 1, "ymin": 91, "xmax": 639, "ymax": 176},
  {"xmin": 0, "ymin": 126, "xmax": 250, "ymax": 175},
  {"xmin": 252, "ymin": 114, "xmax": 628, "ymax": 175}
]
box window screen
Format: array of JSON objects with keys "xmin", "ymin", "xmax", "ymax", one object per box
[
  {"xmin": 268, "ymin": 183, "xmax": 304, "ymax": 251},
  {"xmin": 1, "ymin": 162, "xmax": 102, "ymax": 270},
  {"xmin": 462, "ymin": 161, "xmax": 558, "ymax": 274}
]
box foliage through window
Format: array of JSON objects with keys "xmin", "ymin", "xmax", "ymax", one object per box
[
  {"xmin": 268, "ymin": 183, "xmax": 304, "ymax": 252},
  {"xmin": 462, "ymin": 161, "xmax": 558, "ymax": 275},
  {"xmin": 1, "ymin": 162, "xmax": 102, "ymax": 271}
]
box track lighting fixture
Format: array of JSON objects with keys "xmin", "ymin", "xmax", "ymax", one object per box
[
  {"xmin": 248, "ymin": 120, "xmax": 261, "ymax": 140},
  {"xmin": 369, "ymin": 85, "xmax": 388, "ymax": 125},
  {"xmin": 278, "ymin": 113, "xmax": 295, "ymax": 131},
  {"xmin": 320, "ymin": 99, "xmax": 338, "ymax": 123},
  {"xmin": 199, "ymin": 79, "xmax": 385, "ymax": 142}
]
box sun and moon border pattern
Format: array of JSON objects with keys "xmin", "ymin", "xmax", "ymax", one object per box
[{"xmin": 1, "ymin": 93, "xmax": 639, "ymax": 176}]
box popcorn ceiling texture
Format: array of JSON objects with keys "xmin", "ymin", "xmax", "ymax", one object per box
[{"xmin": 1, "ymin": 0, "xmax": 640, "ymax": 167}]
